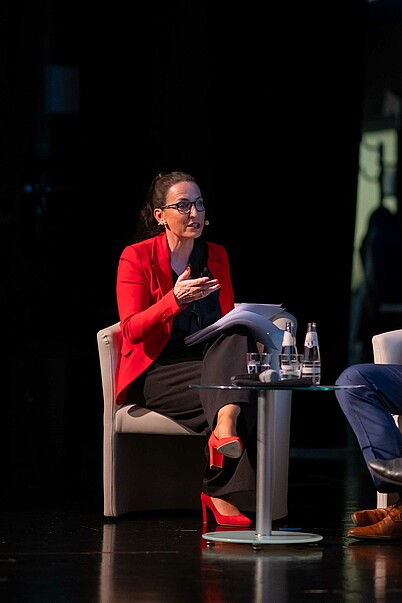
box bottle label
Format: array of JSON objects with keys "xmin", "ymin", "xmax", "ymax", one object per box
[
  {"xmin": 282, "ymin": 331, "xmax": 293, "ymax": 346},
  {"xmin": 304, "ymin": 333, "xmax": 318, "ymax": 348},
  {"xmin": 302, "ymin": 361, "xmax": 321, "ymax": 384},
  {"xmin": 302, "ymin": 364, "xmax": 321, "ymax": 374}
]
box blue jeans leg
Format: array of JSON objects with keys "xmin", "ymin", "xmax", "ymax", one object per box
[{"xmin": 335, "ymin": 363, "xmax": 402, "ymax": 493}]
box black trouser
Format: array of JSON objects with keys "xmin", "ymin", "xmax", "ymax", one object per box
[{"xmin": 127, "ymin": 327, "xmax": 259, "ymax": 497}]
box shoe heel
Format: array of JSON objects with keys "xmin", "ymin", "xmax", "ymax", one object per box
[
  {"xmin": 201, "ymin": 493, "xmax": 214, "ymax": 524},
  {"xmin": 209, "ymin": 444, "xmax": 224, "ymax": 470},
  {"xmin": 201, "ymin": 499, "xmax": 209, "ymax": 524}
]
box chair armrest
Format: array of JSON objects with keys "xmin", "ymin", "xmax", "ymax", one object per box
[
  {"xmin": 97, "ymin": 323, "xmax": 122, "ymax": 421},
  {"xmin": 272, "ymin": 311, "xmax": 298, "ymax": 333}
]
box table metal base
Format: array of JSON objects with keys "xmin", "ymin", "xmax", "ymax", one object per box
[{"xmin": 202, "ymin": 530, "xmax": 323, "ymax": 546}]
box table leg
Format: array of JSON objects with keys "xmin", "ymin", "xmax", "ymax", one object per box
[{"xmin": 255, "ymin": 389, "xmax": 273, "ymax": 537}]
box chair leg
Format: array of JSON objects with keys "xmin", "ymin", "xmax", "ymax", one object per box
[
  {"xmin": 376, "ymin": 414, "xmax": 402, "ymax": 509},
  {"xmin": 377, "ymin": 491, "xmax": 400, "ymax": 508}
]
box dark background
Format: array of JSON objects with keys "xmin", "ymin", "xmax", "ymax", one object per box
[{"xmin": 2, "ymin": 0, "xmax": 401, "ymax": 500}]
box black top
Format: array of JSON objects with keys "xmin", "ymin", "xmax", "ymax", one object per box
[{"xmin": 157, "ymin": 238, "xmax": 222, "ymax": 362}]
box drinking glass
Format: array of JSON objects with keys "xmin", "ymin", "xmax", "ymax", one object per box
[
  {"xmin": 279, "ymin": 353, "xmax": 302, "ymax": 380},
  {"xmin": 247, "ymin": 352, "xmax": 271, "ymax": 374}
]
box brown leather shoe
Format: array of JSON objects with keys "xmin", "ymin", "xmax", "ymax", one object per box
[
  {"xmin": 348, "ymin": 504, "xmax": 402, "ymax": 539},
  {"xmin": 351, "ymin": 506, "xmax": 392, "ymax": 527}
]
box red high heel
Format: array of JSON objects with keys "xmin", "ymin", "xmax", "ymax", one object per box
[
  {"xmin": 208, "ymin": 432, "xmax": 243, "ymax": 470},
  {"xmin": 201, "ymin": 492, "xmax": 252, "ymax": 527}
]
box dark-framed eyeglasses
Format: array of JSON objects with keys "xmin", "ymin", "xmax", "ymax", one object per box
[{"xmin": 159, "ymin": 199, "xmax": 206, "ymax": 214}]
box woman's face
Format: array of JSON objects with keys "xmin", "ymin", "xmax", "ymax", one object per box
[{"xmin": 154, "ymin": 181, "xmax": 207, "ymax": 240}]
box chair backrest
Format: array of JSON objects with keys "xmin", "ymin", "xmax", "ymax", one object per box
[{"xmin": 372, "ymin": 329, "xmax": 402, "ymax": 364}]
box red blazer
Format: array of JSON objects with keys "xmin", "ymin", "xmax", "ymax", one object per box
[{"xmin": 115, "ymin": 232, "xmax": 235, "ymax": 405}]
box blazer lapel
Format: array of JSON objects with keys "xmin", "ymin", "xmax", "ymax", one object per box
[
  {"xmin": 207, "ymin": 245, "xmax": 224, "ymax": 278},
  {"xmin": 151, "ymin": 233, "xmax": 173, "ymax": 294}
]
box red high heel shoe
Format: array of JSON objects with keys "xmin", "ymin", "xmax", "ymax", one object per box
[
  {"xmin": 201, "ymin": 492, "xmax": 252, "ymax": 527},
  {"xmin": 208, "ymin": 432, "xmax": 243, "ymax": 470}
]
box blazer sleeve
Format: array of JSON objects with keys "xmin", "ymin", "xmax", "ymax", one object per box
[{"xmin": 116, "ymin": 244, "xmax": 182, "ymax": 349}]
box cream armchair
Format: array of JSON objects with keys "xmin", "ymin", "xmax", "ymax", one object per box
[
  {"xmin": 372, "ymin": 329, "xmax": 402, "ymax": 508},
  {"xmin": 98, "ymin": 308, "xmax": 297, "ymax": 520}
]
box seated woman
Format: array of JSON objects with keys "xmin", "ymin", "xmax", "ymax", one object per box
[{"xmin": 115, "ymin": 170, "xmax": 275, "ymax": 527}]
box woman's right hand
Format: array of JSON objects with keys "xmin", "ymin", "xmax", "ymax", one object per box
[{"xmin": 174, "ymin": 266, "xmax": 221, "ymax": 306}]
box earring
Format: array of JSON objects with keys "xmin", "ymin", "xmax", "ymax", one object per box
[
  {"xmin": 159, "ymin": 220, "xmax": 167, "ymax": 227},
  {"xmin": 204, "ymin": 219, "xmax": 210, "ymax": 226}
]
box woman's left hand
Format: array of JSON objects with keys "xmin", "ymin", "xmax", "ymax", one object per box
[{"xmin": 174, "ymin": 267, "xmax": 221, "ymax": 306}]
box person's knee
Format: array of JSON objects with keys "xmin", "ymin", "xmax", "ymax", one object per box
[{"xmin": 336, "ymin": 363, "xmax": 368, "ymax": 386}]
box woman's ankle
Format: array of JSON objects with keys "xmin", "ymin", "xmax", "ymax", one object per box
[{"xmin": 214, "ymin": 404, "xmax": 240, "ymax": 439}]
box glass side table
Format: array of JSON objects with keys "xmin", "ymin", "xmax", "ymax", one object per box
[{"xmin": 190, "ymin": 383, "xmax": 364, "ymax": 548}]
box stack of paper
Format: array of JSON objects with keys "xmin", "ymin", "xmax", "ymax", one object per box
[{"xmin": 184, "ymin": 303, "xmax": 285, "ymax": 351}]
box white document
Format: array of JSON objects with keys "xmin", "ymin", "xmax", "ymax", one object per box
[{"xmin": 184, "ymin": 303, "xmax": 285, "ymax": 350}]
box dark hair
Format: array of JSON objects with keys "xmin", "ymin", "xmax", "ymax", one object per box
[{"xmin": 131, "ymin": 171, "xmax": 197, "ymax": 242}]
